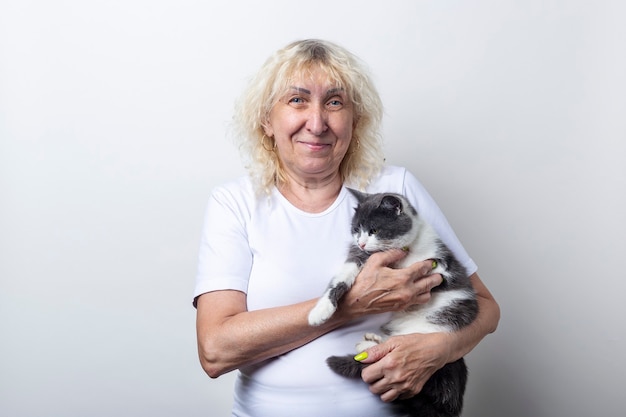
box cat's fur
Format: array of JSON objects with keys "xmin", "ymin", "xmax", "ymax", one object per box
[{"xmin": 308, "ymin": 189, "xmax": 478, "ymax": 417}]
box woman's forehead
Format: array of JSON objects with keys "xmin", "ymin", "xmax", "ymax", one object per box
[{"xmin": 286, "ymin": 63, "xmax": 344, "ymax": 87}]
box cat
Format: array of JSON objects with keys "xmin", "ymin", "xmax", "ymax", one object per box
[{"xmin": 308, "ymin": 189, "xmax": 478, "ymax": 417}]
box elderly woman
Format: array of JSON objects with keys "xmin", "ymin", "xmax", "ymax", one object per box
[{"xmin": 194, "ymin": 39, "xmax": 499, "ymax": 417}]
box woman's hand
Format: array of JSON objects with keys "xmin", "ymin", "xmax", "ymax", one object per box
[
  {"xmin": 354, "ymin": 272, "xmax": 500, "ymax": 402},
  {"xmin": 339, "ymin": 250, "xmax": 444, "ymax": 319},
  {"xmin": 358, "ymin": 332, "xmax": 453, "ymax": 402}
]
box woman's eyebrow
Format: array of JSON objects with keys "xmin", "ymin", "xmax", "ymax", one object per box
[
  {"xmin": 287, "ymin": 87, "xmax": 345, "ymax": 95},
  {"xmin": 326, "ymin": 87, "xmax": 344, "ymax": 95},
  {"xmin": 289, "ymin": 86, "xmax": 311, "ymax": 95}
]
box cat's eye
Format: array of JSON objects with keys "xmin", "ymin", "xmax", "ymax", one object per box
[{"xmin": 369, "ymin": 228, "xmax": 377, "ymax": 235}]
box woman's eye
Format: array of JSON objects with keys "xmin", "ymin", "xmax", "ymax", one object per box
[
  {"xmin": 327, "ymin": 99, "xmax": 343, "ymax": 108},
  {"xmin": 289, "ymin": 97, "xmax": 304, "ymax": 104}
]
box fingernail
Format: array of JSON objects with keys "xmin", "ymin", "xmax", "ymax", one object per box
[
  {"xmin": 431, "ymin": 260, "xmax": 438, "ymax": 269},
  {"xmin": 354, "ymin": 352, "xmax": 368, "ymax": 362}
]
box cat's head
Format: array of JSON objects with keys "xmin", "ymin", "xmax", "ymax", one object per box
[{"xmin": 347, "ymin": 188, "xmax": 419, "ymax": 252}]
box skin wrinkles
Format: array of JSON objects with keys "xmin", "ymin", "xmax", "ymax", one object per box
[{"xmin": 263, "ymin": 66, "xmax": 353, "ymax": 205}]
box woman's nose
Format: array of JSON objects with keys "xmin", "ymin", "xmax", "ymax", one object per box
[{"xmin": 305, "ymin": 105, "xmax": 328, "ymax": 136}]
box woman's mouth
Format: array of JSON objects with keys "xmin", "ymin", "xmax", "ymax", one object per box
[{"xmin": 298, "ymin": 140, "xmax": 330, "ymax": 151}]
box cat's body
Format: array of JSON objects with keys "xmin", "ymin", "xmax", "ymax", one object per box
[{"xmin": 308, "ymin": 189, "xmax": 478, "ymax": 417}]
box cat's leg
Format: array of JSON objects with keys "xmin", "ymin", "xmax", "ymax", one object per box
[
  {"xmin": 308, "ymin": 262, "xmax": 360, "ymax": 326},
  {"xmin": 355, "ymin": 332, "xmax": 384, "ymax": 353}
]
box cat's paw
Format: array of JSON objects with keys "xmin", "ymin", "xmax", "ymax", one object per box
[
  {"xmin": 355, "ymin": 333, "xmax": 383, "ymax": 353},
  {"xmin": 308, "ymin": 297, "xmax": 336, "ymax": 326},
  {"xmin": 364, "ymin": 332, "xmax": 383, "ymax": 343},
  {"xmin": 355, "ymin": 339, "xmax": 379, "ymax": 353}
]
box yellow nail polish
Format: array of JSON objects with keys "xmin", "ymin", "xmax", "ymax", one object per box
[{"xmin": 354, "ymin": 352, "xmax": 368, "ymax": 362}]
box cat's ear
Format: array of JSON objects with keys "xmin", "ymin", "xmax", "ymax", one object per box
[
  {"xmin": 380, "ymin": 195, "xmax": 403, "ymax": 215},
  {"xmin": 347, "ymin": 188, "xmax": 368, "ymax": 203}
]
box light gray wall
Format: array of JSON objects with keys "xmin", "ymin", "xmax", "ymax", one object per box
[{"xmin": 1, "ymin": 1, "xmax": 624, "ymax": 416}]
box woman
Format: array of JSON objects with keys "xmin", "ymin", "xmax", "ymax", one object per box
[{"xmin": 194, "ymin": 39, "xmax": 499, "ymax": 417}]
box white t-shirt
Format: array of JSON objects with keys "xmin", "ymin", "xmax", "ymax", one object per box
[{"xmin": 194, "ymin": 165, "xmax": 477, "ymax": 417}]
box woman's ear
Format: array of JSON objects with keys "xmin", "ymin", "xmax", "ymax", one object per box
[{"xmin": 261, "ymin": 117, "xmax": 274, "ymax": 138}]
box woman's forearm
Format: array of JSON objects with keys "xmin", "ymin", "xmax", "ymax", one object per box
[
  {"xmin": 196, "ymin": 272, "xmax": 499, "ymax": 378},
  {"xmin": 196, "ymin": 290, "xmax": 345, "ymax": 378},
  {"xmin": 447, "ymin": 272, "xmax": 500, "ymax": 362}
]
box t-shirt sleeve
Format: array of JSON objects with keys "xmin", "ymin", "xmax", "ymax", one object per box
[
  {"xmin": 193, "ymin": 185, "xmax": 253, "ymax": 307},
  {"xmin": 400, "ymin": 169, "xmax": 478, "ymax": 276}
]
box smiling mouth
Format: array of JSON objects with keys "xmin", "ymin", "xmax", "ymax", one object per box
[{"xmin": 299, "ymin": 141, "xmax": 331, "ymax": 151}]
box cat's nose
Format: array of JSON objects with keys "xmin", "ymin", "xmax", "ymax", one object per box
[{"xmin": 359, "ymin": 242, "xmax": 366, "ymax": 249}]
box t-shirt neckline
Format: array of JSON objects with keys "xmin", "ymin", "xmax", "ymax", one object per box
[{"xmin": 272, "ymin": 185, "xmax": 349, "ymax": 217}]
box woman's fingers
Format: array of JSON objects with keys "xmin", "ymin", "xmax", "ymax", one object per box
[
  {"xmin": 344, "ymin": 255, "xmax": 444, "ymax": 315},
  {"xmin": 412, "ymin": 272, "xmax": 444, "ymax": 304}
]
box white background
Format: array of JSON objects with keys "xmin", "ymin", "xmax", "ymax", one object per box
[{"xmin": 1, "ymin": 1, "xmax": 624, "ymax": 416}]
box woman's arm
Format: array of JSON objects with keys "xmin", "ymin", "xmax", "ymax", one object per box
[
  {"xmin": 444, "ymin": 272, "xmax": 500, "ymax": 358},
  {"xmin": 358, "ymin": 272, "xmax": 500, "ymax": 402},
  {"xmin": 196, "ymin": 291, "xmax": 336, "ymax": 378},
  {"xmin": 195, "ymin": 251, "xmax": 444, "ymax": 378}
]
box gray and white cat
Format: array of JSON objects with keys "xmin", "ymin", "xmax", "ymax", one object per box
[{"xmin": 308, "ymin": 189, "xmax": 478, "ymax": 417}]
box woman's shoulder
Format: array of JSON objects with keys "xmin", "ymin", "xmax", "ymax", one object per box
[
  {"xmin": 209, "ymin": 175, "xmax": 255, "ymax": 200},
  {"xmin": 367, "ymin": 165, "xmax": 418, "ymax": 193},
  {"xmin": 378, "ymin": 165, "xmax": 408, "ymax": 180},
  {"xmin": 204, "ymin": 175, "xmax": 262, "ymax": 218}
]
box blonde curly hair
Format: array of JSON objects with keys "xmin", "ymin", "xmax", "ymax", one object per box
[{"xmin": 230, "ymin": 39, "xmax": 385, "ymax": 195}]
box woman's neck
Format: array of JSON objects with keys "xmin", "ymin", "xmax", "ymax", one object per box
[{"xmin": 277, "ymin": 172, "xmax": 343, "ymax": 213}]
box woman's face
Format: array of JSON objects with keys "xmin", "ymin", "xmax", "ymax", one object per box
[{"xmin": 263, "ymin": 66, "xmax": 354, "ymax": 184}]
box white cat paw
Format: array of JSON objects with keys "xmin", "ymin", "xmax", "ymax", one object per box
[
  {"xmin": 355, "ymin": 333, "xmax": 383, "ymax": 352},
  {"xmin": 355, "ymin": 339, "xmax": 379, "ymax": 353},
  {"xmin": 308, "ymin": 298, "xmax": 336, "ymax": 326},
  {"xmin": 363, "ymin": 332, "xmax": 383, "ymax": 343}
]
